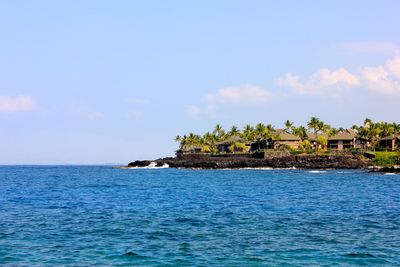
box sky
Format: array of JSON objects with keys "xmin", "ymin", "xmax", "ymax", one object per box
[{"xmin": 1, "ymin": 1, "xmax": 400, "ymax": 164}]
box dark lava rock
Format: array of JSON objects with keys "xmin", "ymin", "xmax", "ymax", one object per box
[
  {"xmin": 127, "ymin": 160, "xmax": 151, "ymax": 167},
  {"xmin": 128, "ymin": 154, "xmax": 371, "ymax": 169},
  {"xmin": 378, "ymin": 166, "xmax": 400, "ymax": 173}
]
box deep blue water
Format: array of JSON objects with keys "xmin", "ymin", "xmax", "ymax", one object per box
[{"xmin": 0, "ymin": 166, "xmax": 399, "ymax": 266}]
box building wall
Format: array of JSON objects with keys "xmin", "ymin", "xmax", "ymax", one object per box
[{"xmin": 274, "ymin": 140, "xmax": 300, "ymax": 149}]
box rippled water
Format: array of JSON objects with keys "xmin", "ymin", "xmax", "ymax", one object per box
[{"xmin": 0, "ymin": 166, "xmax": 399, "ymax": 266}]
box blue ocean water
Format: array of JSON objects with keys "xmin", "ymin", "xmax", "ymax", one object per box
[{"xmin": 0, "ymin": 166, "xmax": 399, "ymax": 266}]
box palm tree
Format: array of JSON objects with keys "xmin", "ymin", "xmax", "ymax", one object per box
[
  {"xmin": 213, "ymin": 124, "xmax": 225, "ymax": 141},
  {"xmin": 308, "ymin": 117, "xmax": 323, "ymax": 151},
  {"xmin": 293, "ymin": 126, "xmax": 307, "ymax": 139},
  {"xmin": 284, "ymin": 120, "xmax": 294, "ymax": 133},
  {"xmin": 174, "ymin": 135, "xmax": 183, "ymax": 148},
  {"xmin": 327, "ymin": 128, "xmax": 339, "ymax": 137},
  {"xmin": 242, "ymin": 124, "xmax": 255, "ymax": 143},
  {"xmin": 307, "ymin": 117, "xmax": 321, "ymax": 135},
  {"xmin": 228, "ymin": 125, "xmax": 240, "ymax": 137}
]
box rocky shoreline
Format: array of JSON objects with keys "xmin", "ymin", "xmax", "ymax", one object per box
[{"xmin": 127, "ymin": 154, "xmax": 373, "ymax": 170}]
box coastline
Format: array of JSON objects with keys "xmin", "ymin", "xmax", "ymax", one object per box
[{"xmin": 125, "ymin": 154, "xmax": 375, "ymax": 170}]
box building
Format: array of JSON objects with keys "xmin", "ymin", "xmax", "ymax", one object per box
[
  {"xmin": 216, "ymin": 135, "xmax": 247, "ymax": 153},
  {"xmin": 305, "ymin": 133, "xmax": 328, "ymax": 149},
  {"xmin": 273, "ymin": 130, "xmax": 301, "ymax": 149},
  {"xmin": 380, "ymin": 134, "xmax": 400, "ymax": 151},
  {"xmin": 328, "ymin": 130, "xmax": 357, "ymax": 150},
  {"xmin": 175, "ymin": 146, "xmax": 202, "ymax": 157}
]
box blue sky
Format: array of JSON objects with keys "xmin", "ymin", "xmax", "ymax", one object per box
[{"xmin": 1, "ymin": 1, "xmax": 399, "ymax": 164}]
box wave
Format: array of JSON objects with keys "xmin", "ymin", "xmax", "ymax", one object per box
[
  {"xmin": 127, "ymin": 162, "xmax": 169, "ymax": 169},
  {"xmin": 309, "ymin": 170, "xmax": 327, "ymax": 174}
]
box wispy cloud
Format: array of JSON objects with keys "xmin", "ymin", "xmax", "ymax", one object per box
[
  {"xmin": 275, "ymin": 73, "xmax": 304, "ymax": 94},
  {"xmin": 0, "ymin": 95, "xmax": 37, "ymax": 112},
  {"xmin": 204, "ymin": 84, "xmax": 272, "ymax": 105},
  {"xmin": 186, "ymin": 84, "xmax": 271, "ymax": 118},
  {"xmin": 68, "ymin": 103, "xmax": 103, "ymax": 120}
]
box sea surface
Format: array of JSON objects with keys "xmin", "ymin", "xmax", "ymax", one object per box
[{"xmin": 0, "ymin": 166, "xmax": 399, "ymax": 266}]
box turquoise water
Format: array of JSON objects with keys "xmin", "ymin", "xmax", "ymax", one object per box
[{"xmin": 0, "ymin": 166, "xmax": 399, "ymax": 266}]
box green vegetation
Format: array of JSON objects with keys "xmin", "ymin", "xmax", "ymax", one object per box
[
  {"xmin": 175, "ymin": 117, "xmax": 400, "ymax": 164},
  {"xmin": 371, "ymin": 151, "xmax": 400, "ymax": 167}
]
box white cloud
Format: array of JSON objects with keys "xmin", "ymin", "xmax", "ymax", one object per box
[
  {"xmin": 185, "ymin": 84, "xmax": 271, "ymax": 118},
  {"xmin": 275, "ymin": 68, "xmax": 359, "ymax": 95},
  {"xmin": 204, "ymin": 84, "xmax": 271, "ymax": 105},
  {"xmin": 0, "ymin": 95, "xmax": 37, "ymax": 112},
  {"xmin": 276, "ymin": 56, "xmax": 400, "ymax": 96},
  {"xmin": 68, "ymin": 104, "xmax": 103, "ymax": 120},
  {"xmin": 275, "ymin": 72, "xmax": 304, "ymax": 93},
  {"xmin": 387, "ymin": 56, "xmax": 400, "ymax": 79},
  {"xmin": 361, "ymin": 65, "xmax": 400, "ymax": 94},
  {"xmin": 306, "ymin": 68, "xmax": 359, "ymax": 91}
]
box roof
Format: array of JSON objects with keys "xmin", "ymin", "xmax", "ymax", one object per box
[
  {"xmin": 216, "ymin": 135, "xmax": 244, "ymax": 145},
  {"xmin": 273, "ymin": 130, "xmax": 301, "ymax": 141},
  {"xmin": 306, "ymin": 133, "xmax": 328, "ymax": 141},
  {"xmin": 328, "ymin": 130, "xmax": 357, "ymax": 141},
  {"xmin": 381, "ymin": 133, "xmax": 400, "ymax": 141}
]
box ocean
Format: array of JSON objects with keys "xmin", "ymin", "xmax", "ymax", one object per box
[{"xmin": 0, "ymin": 166, "xmax": 399, "ymax": 266}]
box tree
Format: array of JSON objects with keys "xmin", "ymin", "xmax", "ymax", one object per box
[
  {"xmin": 308, "ymin": 117, "xmax": 321, "ymax": 135},
  {"xmin": 293, "ymin": 126, "xmax": 307, "ymax": 139},
  {"xmin": 317, "ymin": 135, "xmax": 328, "ymax": 151},
  {"xmin": 284, "ymin": 120, "xmax": 294, "ymax": 133},
  {"xmin": 228, "ymin": 142, "xmax": 248, "ymax": 153},
  {"xmin": 300, "ymin": 140, "xmax": 312, "ymax": 151},
  {"xmin": 213, "ymin": 124, "xmax": 225, "ymax": 141},
  {"xmin": 327, "ymin": 128, "xmax": 339, "ymax": 137},
  {"xmin": 242, "ymin": 124, "xmax": 256, "ymax": 143},
  {"xmin": 228, "ymin": 125, "xmax": 240, "ymax": 137}
]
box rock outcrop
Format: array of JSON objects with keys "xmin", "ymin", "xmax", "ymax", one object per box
[{"xmin": 127, "ymin": 154, "xmax": 371, "ymax": 169}]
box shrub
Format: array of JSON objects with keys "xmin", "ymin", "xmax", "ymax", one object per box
[
  {"xmin": 372, "ymin": 151, "xmax": 399, "ymax": 167},
  {"xmin": 201, "ymin": 145, "xmax": 212, "ymax": 153}
]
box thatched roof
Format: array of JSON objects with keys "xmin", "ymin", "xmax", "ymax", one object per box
[
  {"xmin": 381, "ymin": 133, "xmax": 400, "ymax": 141},
  {"xmin": 329, "ymin": 130, "xmax": 357, "ymax": 141},
  {"xmin": 306, "ymin": 133, "xmax": 328, "ymax": 141},
  {"xmin": 273, "ymin": 130, "xmax": 301, "ymax": 141}
]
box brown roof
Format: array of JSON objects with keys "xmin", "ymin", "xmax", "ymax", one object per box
[
  {"xmin": 306, "ymin": 133, "xmax": 328, "ymax": 141},
  {"xmin": 273, "ymin": 130, "xmax": 301, "ymax": 141},
  {"xmin": 328, "ymin": 130, "xmax": 357, "ymax": 141},
  {"xmin": 381, "ymin": 133, "xmax": 400, "ymax": 141}
]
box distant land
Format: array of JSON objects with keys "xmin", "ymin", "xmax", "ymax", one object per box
[{"xmin": 126, "ymin": 117, "xmax": 400, "ymax": 171}]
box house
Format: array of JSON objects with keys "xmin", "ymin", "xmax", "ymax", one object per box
[
  {"xmin": 175, "ymin": 146, "xmax": 202, "ymax": 157},
  {"xmin": 305, "ymin": 133, "xmax": 328, "ymax": 149},
  {"xmin": 250, "ymin": 138, "xmax": 274, "ymax": 151},
  {"xmin": 273, "ymin": 130, "xmax": 301, "ymax": 149},
  {"xmin": 216, "ymin": 135, "xmax": 247, "ymax": 153},
  {"xmin": 380, "ymin": 134, "xmax": 400, "ymax": 151},
  {"xmin": 328, "ymin": 130, "xmax": 358, "ymax": 150}
]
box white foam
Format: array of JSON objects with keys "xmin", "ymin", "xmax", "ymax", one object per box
[
  {"xmin": 384, "ymin": 173, "xmax": 397, "ymax": 176},
  {"xmin": 309, "ymin": 170, "xmax": 327, "ymax": 173},
  {"xmin": 127, "ymin": 162, "xmax": 169, "ymax": 169}
]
